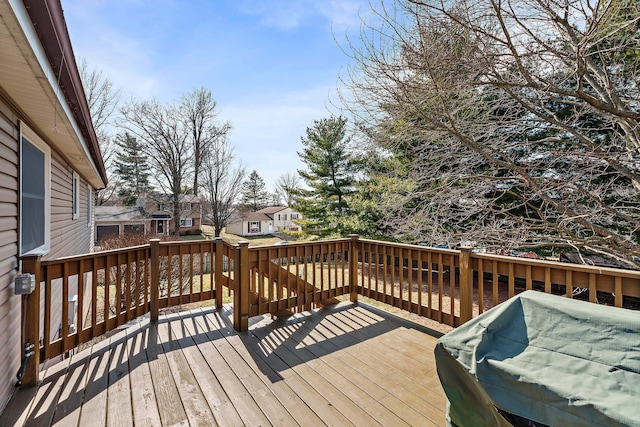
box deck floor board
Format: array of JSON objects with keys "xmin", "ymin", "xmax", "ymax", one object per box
[{"xmin": 1, "ymin": 302, "xmax": 447, "ymax": 426}]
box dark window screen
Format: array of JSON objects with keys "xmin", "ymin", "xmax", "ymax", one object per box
[{"xmin": 21, "ymin": 138, "xmax": 45, "ymax": 253}]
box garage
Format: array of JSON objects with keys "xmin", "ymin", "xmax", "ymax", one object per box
[{"xmin": 96, "ymin": 225, "xmax": 119, "ymax": 243}]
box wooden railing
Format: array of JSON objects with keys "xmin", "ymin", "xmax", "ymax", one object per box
[
  {"xmin": 19, "ymin": 234, "xmax": 640, "ymax": 388},
  {"xmin": 20, "ymin": 238, "xmax": 239, "ymax": 387}
]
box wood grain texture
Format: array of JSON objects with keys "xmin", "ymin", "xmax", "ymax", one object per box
[{"xmin": 2, "ymin": 303, "xmax": 446, "ymax": 426}]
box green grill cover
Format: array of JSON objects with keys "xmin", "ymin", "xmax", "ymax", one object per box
[{"xmin": 434, "ymin": 291, "xmax": 640, "ymax": 427}]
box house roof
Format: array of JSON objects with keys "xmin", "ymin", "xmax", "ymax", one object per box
[
  {"xmin": 229, "ymin": 212, "xmax": 272, "ymax": 224},
  {"xmin": 95, "ymin": 206, "xmax": 148, "ymax": 223},
  {"xmin": 256, "ymin": 206, "xmax": 288, "ymax": 214},
  {"xmin": 150, "ymin": 193, "xmax": 200, "ymax": 203},
  {"xmin": 0, "ymin": 0, "xmax": 107, "ymax": 187}
]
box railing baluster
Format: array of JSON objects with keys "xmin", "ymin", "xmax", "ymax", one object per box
[
  {"xmin": 406, "ymin": 249, "xmax": 412, "ymax": 312},
  {"xmin": 214, "ymin": 238, "xmax": 223, "ymax": 309},
  {"xmin": 62, "ymin": 262, "xmax": 69, "ymax": 353},
  {"xmin": 449, "ymin": 254, "xmax": 455, "ymax": 326},
  {"xmin": 508, "ymin": 263, "xmax": 515, "ymax": 299},
  {"xmin": 417, "ymin": 250, "xmax": 423, "ymax": 316},
  {"xmin": 427, "ymin": 252, "xmax": 432, "ymax": 318},
  {"xmin": 91, "ymin": 259, "xmax": 98, "ymax": 337},
  {"xmin": 566, "ymin": 270, "xmax": 573, "ymax": 298},
  {"xmin": 77, "ymin": 258, "xmax": 85, "ymax": 346},
  {"xmin": 544, "ymin": 267, "xmax": 551, "ymax": 295},
  {"xmin": 615, "ymin": 276, "xmax": 622, "ymax": 307},
  {"xmin": 125, "ymin": 250, "xmax": 132, "ymax": 322},
  {"xmin": 477, "ymin": 257, "xmax": 484, "ymax": 314}
]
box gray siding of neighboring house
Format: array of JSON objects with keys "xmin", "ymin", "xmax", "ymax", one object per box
[
  {"xmin": 0, "ymin": 97, "xmax": 22, "ymax": 411},
  {"xmin": 0, "ymin": 95, "xmax": 96, "ymax": 411}
]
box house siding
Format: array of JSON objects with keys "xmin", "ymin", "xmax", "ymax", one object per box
[
  {"xmin": 0, "ymin": 97, "xmax": 22, "ymax": 411},
  {"xmin": 46, "ymin": 150, "xmax": 92, "ymax": 260},
  {"xmin": 0, "ymin": 94, "xmax": 96, "ymax": 411}
]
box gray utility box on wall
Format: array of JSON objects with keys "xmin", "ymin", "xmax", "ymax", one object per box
[{"xmin": 14, "ymin": 273, "xmax": 36, "ymax": 295}]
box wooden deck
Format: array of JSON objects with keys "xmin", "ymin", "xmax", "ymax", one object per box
[{"xmin": 1, "ymin": 302, "xmax": 447, "ymax": 427}]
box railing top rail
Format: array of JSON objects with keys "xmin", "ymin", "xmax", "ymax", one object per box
[
  {"xmin": 248, "ymin": 237, "xmax": 353, "ymax": 252},
  {"xmin": 39, "ymin": 243, "xmax": 150, "ymax": 266},
  {"xmin": 472, "ymin": 252, "xmax": 640, "ymax": 278},
  {"xmin": 357, "ymin": 238, "xmax": 460, "ymax": 254}
]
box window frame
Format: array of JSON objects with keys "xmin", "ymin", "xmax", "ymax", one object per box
[
  {"xmin": 19, "ymin": 124, "xmax": 51, "ymax": 256},
  {"xmin": 179, "ymin": 218, "xmax": 193, "ymax": 228},
  {"xmin": 86, "ymin": 184, "xmax": 92, "ymax": 227},
  {"xmin": 72, "ymin": 171, "xmax": 79, "ymax": 220}
]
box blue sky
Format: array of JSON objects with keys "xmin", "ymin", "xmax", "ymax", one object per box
[{"xmin": 63, "ymin": 0, "xmax": 370, "ymax": 188}]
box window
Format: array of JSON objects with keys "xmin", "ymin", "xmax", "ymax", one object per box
[
  {"xmin": 182, "ymin": 203, "xmax": 192, "ymax": 211},
  {"xmin": 249, "ymin": 221, "xmax": 260, "ymax": 233},
  {"xmin": 180, "ymin": 218, "xmax": 193, "ymax": 227},
  {"xmin": 291, "ymin": 213, "xmax": 299, "ymax": 220},
  {"xmin": 20, "ymin": 126, "xmax": 51, "ymax": 255},
  {"xmin": 72, "ymin": 171, "xmax": 79, "ymax": 219},
  {"xmin": 86, "ymin": 185, "xmax": 92, "ymax": 227},
  {"xmin": 283, "ymin": 214, "xmax": 287, "ymax": 220}
]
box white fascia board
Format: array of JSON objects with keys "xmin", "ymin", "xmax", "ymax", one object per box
[{"xmin": 7, "ymin": 0, "xmax": 105, "ymax": 188}]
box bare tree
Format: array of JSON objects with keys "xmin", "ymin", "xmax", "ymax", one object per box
[
  {"xmin": 274, "ymin": 172, "xmax": 301, "ymax": 206},
  {"xmin": 202, "ymin": 137, "xmax": 246, "ymax": 237},
  {"xmin": 79, "ymin": 60, "xmax": 122, "ymax": 204},
  {"xmin": 342, "ymin": 0, "xmax": 640, "ymax": 264},
  {"xmin": 180, "ymin": 87, "xmax": 231, "ymax": 197},
  {"xmin": 120, "ymin": 99, "xmax": 192, "ymax": 235}
]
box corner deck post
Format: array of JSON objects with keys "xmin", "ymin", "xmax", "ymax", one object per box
[
  {"xmin": 234, "ymin": 241, "xmax": 250, "ymax": 332},
  {"xmin": 459, "ymin": 246, "xmax": 474, "ymax": 324},
  {"xmin": 21, "ymin": 255, "xmax": 41, "ymax": 388},
  {"xmin": 349, "ymin": 234, "xmax": 360, "ymax": 304},
  {"xmin": 150, "ymin": 239, "xmax": 160, "ymax": 322},
  {"xmin": 214, "ymin": 238, "xmax": 223, "ymax": 310}
]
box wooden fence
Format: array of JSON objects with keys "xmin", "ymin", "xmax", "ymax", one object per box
[{"xmin": 19, "ymin": 235, "xmax": 640, "ymax": 388}]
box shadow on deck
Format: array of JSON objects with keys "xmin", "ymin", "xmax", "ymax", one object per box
[{"xmin": 1, "ymin": 302, "xmax": 446, "ymax": 427}]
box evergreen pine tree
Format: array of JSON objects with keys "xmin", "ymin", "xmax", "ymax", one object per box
[
  {"xmin": 294, "ymin": 116, "xmax": 356, "ymax": 237},
  {"xmin": 113, "ymin": 132, "xmax": 153, "ymax": 205},
  {"xmin": 240, "ymin": 170, "xmax": 270, "ymax": 211}
]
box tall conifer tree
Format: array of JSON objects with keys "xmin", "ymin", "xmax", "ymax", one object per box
[
  {"xmin": 113, "ymin": 132, "xmax": 153, "ymax": 205},
  {"xmin": 294, "ymin": 116, "xmax": 356, "ymax": 236},
  {"xmin": 240, "ymin": 170, "xmax": 270, "ymax": 211}
]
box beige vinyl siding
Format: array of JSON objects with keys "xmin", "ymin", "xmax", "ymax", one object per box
[
  {"xmin": 43, "ymin": 152, "xmax": 93, "ymax": 356},
  {"xmin": 44, "ymin": 151, "xmax": 91, "ymax": 261},
  {"xmin": 0, "ymin": 94, "xmax": 96, "ymax": 411},
  {"xmin": 0, "ymin": 97, "xmax": 21, "ymax": 411}
]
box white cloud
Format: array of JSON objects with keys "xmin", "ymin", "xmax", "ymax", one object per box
[
  {"xmin": 220, "ymin": 85, "xmax": 334, "ymax": 186},
  {"xmin": 237, "ymin": 0, "xmax": 368, "ymax": 31}
]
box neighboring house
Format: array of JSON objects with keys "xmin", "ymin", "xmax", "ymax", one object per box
[
  {"xmin": 226, "ymin": 212, "xmax": 274, "ymax": 236},
  {"xmin": 225, "ymin": 206, "xmax": 303, "ymax": 237},
  {"xmin": 144, "ymin": 193, "xmax": 202, "ymax": 234},
  {"xmin": 94, "ymin": 194, "xmax": 202, "ymax": 242},
  {"xmin": 94, "ymin": 206, "xmax": 149, "ymax": 243},
  {"xmin": 256, "ymin": 206, "xmax": 303, "ymax": 232},
  {"xmin": 0, "ymin": 0, "xmax": 107, "ymax": 412}
]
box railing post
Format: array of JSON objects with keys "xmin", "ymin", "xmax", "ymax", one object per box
[
  {"xmin": 150, "ymin": 239, "xmax": 160, "ymax": 323},
  {"xmin": 233, "ymin": 241, "xmax": 250, "ymax": 332},
  {"xmin": 21, "ymin": 255, "xmax": 41, "ymax": 388},
  {"xmin": 214, "ymin": 238, "xmax": 223, "ymax": 310},
  {"xmin": 349, "ymin": 234, "xmax": 360, "ymax": 304},
  {"xmin": 459, "ymin": 246, "xmax": 473, "ymax": 324}
]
